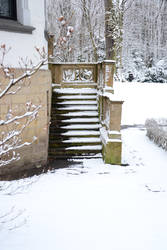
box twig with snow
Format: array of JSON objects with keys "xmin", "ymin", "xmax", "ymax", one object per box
[{"xmin": 0, "ymin": 45, "xmax": 47, "ymax": 167}]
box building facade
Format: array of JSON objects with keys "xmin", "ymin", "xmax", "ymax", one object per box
[{"xmin": 0, "ymin": 0, "xmax": 52, "ymax": 177}]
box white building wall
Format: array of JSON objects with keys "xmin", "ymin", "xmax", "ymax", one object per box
[{"xmin": 0, "ymin": 0, "xmax": 47, "ymax": 68}]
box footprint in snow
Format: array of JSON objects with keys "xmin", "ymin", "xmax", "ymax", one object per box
[{"xmin": 145, "ymin": 184, "xmax": 166, "ymax": 193}]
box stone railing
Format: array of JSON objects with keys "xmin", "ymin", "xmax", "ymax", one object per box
[
  {"xmin": 97, "ymin": 61, "xmax": 123, "ymax": 165},
  {"xmin": 98, "ymin": 91, "xmax": 123, "ymax": 165},
  {"xmin": 49, "ymin": 61, "xmax": 115, "ymax": 87},
  {"xmin": 49, "ymin": 62, "xmax": 97, "ymax": 86},
  {"xmin": 49, "ymin": 61, "xmax": 123, "ymax": 165}
]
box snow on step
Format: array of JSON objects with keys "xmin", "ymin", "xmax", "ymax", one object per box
[
  {"xmin": 57, "ymin": 95, "xmax": 96, "ymax": 100},
  {"xmin": 65, "ymin": 145, "xmax": 102, "ymax": 150},
  {"xmin": 62, "ymin": 137, "xmax": 101, "ymax": 143},
  {"xmin": 63, "ymin": 83, "xmax": 97, "ymax": 87},
  {"xmin": 61, "ymin": 130, "xmax": 100, "ymax": 136},
  {"xmin": 62, "ymin": 118, "xmax": 99, "ymax": 123},
  {"xmin": 61, "ymin": 124, "xmax": 100, "ymax": 129},
  {"xmin": 65, "ymin": 153, "xmax": 102, "ymax": 159},
  {"xmin": 57, "ymin": 100, "xmax": 97, "ymax": 105},
  {"xmin": 61, "ymin": 111, "xmax": 98, "ymax": 117},
  {"xmin": 57, "ymin": 105, "xmax": 97, "ymax": 110},
  {"xmin": 54, "ymin": 88, "xmax": 97, "ymax": 94}
]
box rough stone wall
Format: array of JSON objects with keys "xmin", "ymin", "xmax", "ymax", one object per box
[{"xmin": 0, "ymin": 69, "xmax": 52, "ymax": 176}]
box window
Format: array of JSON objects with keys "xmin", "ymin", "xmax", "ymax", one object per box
[
  {"xmin": 0, "ymin": 0, "xmax": 35, "ymax": 34},
  {"xmin": 0, "ymin": 0, "xmax": 17, "ymax": 20}
]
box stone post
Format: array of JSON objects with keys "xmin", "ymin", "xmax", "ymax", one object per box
[
  {"xmin": 104, "ymin": 99, "xmax": 123, "ymax": 165},
  {"xmin": 102, "ymin": 60, "xmax": 115, "ymax": 90},
  {"xmin": 99, "ymin": 87, "xmax": 124, "ymax": 165},
  {"xmin": 109, "ymin": 101, "xmax": 123, "ymax": 132},
  {"xmin": 48, "ymin": 34, "xmax": 54, "ymax": 60},
  {"xmin": 49, "ymin": 63, "xmax": 62, "ymax": 87}
]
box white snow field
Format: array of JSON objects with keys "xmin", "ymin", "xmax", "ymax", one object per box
[
  {"xmin": 114, "ymin": 82, "xmax": 167, "ymax": 125},
  {"xmin": 1, "ymin": 82, "xmax": 167, "ymax": 250}
]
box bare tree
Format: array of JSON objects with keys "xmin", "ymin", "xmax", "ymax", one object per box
[
  {"xmin": 78, "ymin": 0, "xmax": 105, "ymax": 61},
  {"xmin": 104, "ymin": 0, "xmax": 134, "ymax": 61},
  {"xmin": 47, "ymin": 0, "xmax": 105, "ymax": 62},
  {"xmin": 122, "ymin": 0, "xmax": 167, "ymax": 82},
  {"xmin": 47, "ymin": 0, "xmax": 76, "ymax": 62}
]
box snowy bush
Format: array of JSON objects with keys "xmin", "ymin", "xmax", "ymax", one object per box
[
  {"xmin": 122, "ymin": 51, "xmax": 167, "ymax": 83},
  {"xmin": 145, "ymin": 118, "xmax": 167, "ymax": 150},
  {"xmin": 143, "ymin": 65, "xmax": 166, "ymax": 83}
]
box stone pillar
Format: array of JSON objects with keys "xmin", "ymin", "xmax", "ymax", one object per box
[
  {"xmin": 48, "ymin": 34, "xmax": 54, "ymax": 60},
  {"xmin": 49, "ymin": 63, "xmax": 62, "ymax": 87},
  {"xmin": 100, "ymin": 94, "xmax": 124, "ymax": 165},
  {"xmin": 102, "ymin": 139, "xmax": 122, "ymax": 165},
  {"xmin": 104, "ymin": 100, "xmax": 123, "ymax": 165},
  {"xmin": 109, "ymin": 101, "xmax": 123, "ymax": 131},
  {"xmin": 102, "ymin": 60, "xmax": 115, "ymax": 90}
]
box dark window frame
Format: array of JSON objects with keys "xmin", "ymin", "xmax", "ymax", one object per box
[
  {"xmin": 0, "ymin": 0, "xmax": 35, "ymax": 34},
  {"xmin": 0, "ymin": 0, "xmax": 17, "ymax": 20}
]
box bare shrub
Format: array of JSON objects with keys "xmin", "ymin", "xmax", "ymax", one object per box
[{"xmin": 145, "ymin": 118, "xmax": 167, "ymax": 150}]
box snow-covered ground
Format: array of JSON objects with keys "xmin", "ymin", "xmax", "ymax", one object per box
[
  {"xmin": 114, "ymin": 82, "xmax": 167, "ymax": 125},
  {"xmin": 1, "ymin": 82, "xmax": 167, "ymax": 250}
]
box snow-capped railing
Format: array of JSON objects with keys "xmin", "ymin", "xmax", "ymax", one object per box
[
  {"xmin": 49, "ymin": 62, "xmax": 97, "ymax": 86},
  {"xmin": 49, "ymin": 60, "xmax": 115, "ymax": 88}
]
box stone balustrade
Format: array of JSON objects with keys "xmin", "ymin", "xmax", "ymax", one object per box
[{"xmin": 49, "ymin": 62, "xmax": 97, "ymax": 86}]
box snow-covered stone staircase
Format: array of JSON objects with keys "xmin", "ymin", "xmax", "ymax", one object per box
[{"xmin": 48, "ymin": 87, "xmax": 102, "ymax": 160}]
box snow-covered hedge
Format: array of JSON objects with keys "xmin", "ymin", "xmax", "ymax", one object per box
[
  {"xmin": 145, "ymin": 119, "xmax": 167, "ymax": 150},
  {"xmin": 122, "ymin": 51, "xmax": 167, "ymax": 83}
]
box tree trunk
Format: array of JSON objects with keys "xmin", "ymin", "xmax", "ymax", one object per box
[
  {"xmin": 104, "ymin": 0, "xmax": 115, "ymax": 60},
  {"xmin": 82, "ymin": 0, "xmax": 98, "ymax": 62}
]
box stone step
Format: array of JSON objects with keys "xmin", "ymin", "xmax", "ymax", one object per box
[
  {"xmin": 54, "ymin": 98, "xmax": 97, "ymax": 103},
  {"xmin": 56, "ymin": 105, "xmax": 98, "ymax": 111},
  {"xmin": 50, "ymin": 123, "xmax": 100, "ymax": 132},
  {"xmin": 56, "ymin": 95, "xmax": 97, "ymax": 101},
  {"xmin": 50, "ymin": 118, "xmax": 100, "ymax": 125},
  {"xmin": 50, "ymin": 137, "xmax": 101, "ymax": 143},
  {"xmin": 50, "ymin": 126, "xmax": 100, "ymax": 133},
  {"xmin": 48, "ymin": 153, "xmax": 102, "ymax": 160},
  {"xmin": 49, "ymin": 86, "xmax": 102, "ymax": 159},
  {"xmin": 51, "ymin": 109, "xmax": 98, "ymax": 115},
  {"xmin": 53, "ymin": 88, "xmax": 97, "ymax": 95},
  {"xmin": 49, "ymin": 134, "xmax": 100, "ymax": 141},
  {"xmin": 52, "ymin": 103, "xmax": 97, "ymax": 109},
  {"xmin": 58, "ymin": 124, "xmax": 100, "ymax": 130},
  {"xmin": 56, "ymin": 100, "xmax": 97, "ymax": 105},
  {"xmin": 49, "ymin": 130, "xmax": 100, "ymax": 138},
  {"xmin": 49, "ymin": 145, "xmax": 102, "ymax": 156},
  {"xmin": 59, "ymin": 83, "xmax": 97, "ymax": 88},
  {"xmin": 49, "ymin": 139, "xmax": 101, "ymax": 148},
  {"xmin": 51, "ymin": 111, "xmax": 99, "ymax": 118}
]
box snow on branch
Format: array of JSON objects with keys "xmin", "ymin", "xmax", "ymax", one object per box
[
  {"xmin": 52, "ymin": 14, "xmax": 75, "ymax": 62},
  {"xmin": 0, "ymin": 103, "xmax": 40, "ymax": 168},
  {"xmin": 0, "ymin": 45, "xmax": 47, "ymax": 168},
  {"xmin": 0, "ymin": 45, "xmax": 47, "ymax": 99},
  {"xmin": 0, "ymin": 105, "xmax": 40, "ymax": 127}
]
